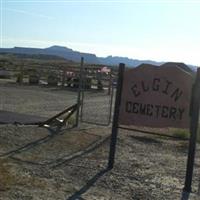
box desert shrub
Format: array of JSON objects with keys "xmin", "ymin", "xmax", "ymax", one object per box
[
  {"xmin": 16, "ymin": 73, "xmax": 23, "ymax": 83},
  {"xmin": 47, "ymin": 74, "xmax": 58, "ymax": 86},
  {"xmin": 84, "ymin": 78, "xmax": 92, "ymax": 89},
  {"xmin": 172, "ymin": 129, "xmax": 190, "ymax": 140},
  {"xmin": 172, "ymin": 125, "xmax": 200, "ymax": 143},
  {"xmin": 66, "ymin": 115, "xmax": 76, "ymax": 127},
  {"xmin": 97, "ymin": 80, "xmax": 103, "ymax": 90},
  {"xmin": 29, "ymin": 74, "xmax": 40, "ymax": 85},
  {"xmin": 72, "ymin": 77, "xmax": 79, "ymax": 88}
]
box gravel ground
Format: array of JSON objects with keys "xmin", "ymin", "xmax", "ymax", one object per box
[
  {"xmin": 0, "ymin": 83, "xmax": 200, "ymax": 200},
  {"xmin": 0, "ymin": 125, "xmax": 199, "ymax": 200},
  {"xmin": 0, "ymin": 83, "xmax": 77, "ymax": 118},
  {"xmin": 0, "ymin": 82, "xmax": 112, "ymax": 124}
]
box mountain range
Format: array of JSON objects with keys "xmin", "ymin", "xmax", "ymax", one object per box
[{"xmin": 0, "ymin": 45, "xmax": 196, "ymax": 71}]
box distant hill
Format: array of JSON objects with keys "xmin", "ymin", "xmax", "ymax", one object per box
[
  {"xmin": 0, "ymin": 52, "xmax": 67, "ymax": 61},
  {"xmin": 0, "ymin": 46, "xmax": 197, "ymax": 70},
  {"xmin": 98, "ymin": 55, "xmax": 163, "ymax": 67},
  {"xmin": 0, "ymin": 46, "xmax": 99, "ymax": 64}
]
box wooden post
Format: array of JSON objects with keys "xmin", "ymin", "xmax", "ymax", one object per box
[
  {"xmin": 183, "ymin": 68, "xmax": 200, "ymax": 193},
  {"xmin": 75, "ymin": 57, "xmax": 84, "ymax": 127},
  {"xmin": 108, "ymin": 63, "xmax": 125, "ymax": 169}
]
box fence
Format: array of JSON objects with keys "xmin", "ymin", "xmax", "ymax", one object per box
[
  {"xmin": 0, "ymin": 62, "xmax": 82, "ymax": 127},
  {"xmin": 80, "ymin": 66, "xmax": 115, "ymax": 126},
  {"xmin": 0, "ymin": 58, "xmax": 117, "ymax": 128}
]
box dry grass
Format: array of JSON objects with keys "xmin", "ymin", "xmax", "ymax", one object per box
[
  {"xmin": 171, "ymin": 128, "xmax": 190, "ymax": 140},
  {"xmin": 0, "ymin": 158, "xmax": 49, "ymax": 192},
  {"xmin": 171, "ymin": 125, "xmax": 200, "ymax": 143},
  {"xmin": 0, "ymin": 158, "xmax": 15, "ymax": 191}
]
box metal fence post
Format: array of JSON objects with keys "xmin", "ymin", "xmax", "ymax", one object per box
[
  {"xmin": 108, "ymin": 63, "xmax": 125, "ymax": 169},
  {"xmin": 183, "ymin": 68, "xmax": 200, "ymax": 193},
  {"xmin": 75, "ymin": 57, "xmax": 84, "ymax": 127}
]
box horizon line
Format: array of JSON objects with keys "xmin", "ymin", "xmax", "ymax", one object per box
[{"xmin": 0, "ymin": 44, "xmax": 198, "ymax": 67}]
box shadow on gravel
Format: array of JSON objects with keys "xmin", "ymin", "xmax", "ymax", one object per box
[
  {"xmin": 52, "ymin": 136, "xmax": 110, "ymax": 169},
  {"xmin": 67, "ymin": 167, "xmax": 110, "ymax": 200},
  {"xmin": 181, "ymin": 191, "xmax": 190, "ymax": 200},
  {"xmin": 0, "ymin": 127, "xmax": 57, "ymax": 157},
  {"xmin": 6, "ymin": 135, "xmax": 110, "ymax": 167},
  {"xmin": 129, "ymin": 135, "xmax": 162, "ymax": 144}
]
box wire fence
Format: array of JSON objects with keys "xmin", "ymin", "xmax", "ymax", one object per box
[
  {"xmin": 80, "ymin": 67, "xmax": 114, "ymax": 126},
  {"xmin": 0, "ymin": 62, "xmax": 116, "ymax": 127},
  {"xmin": 0, "ymin": 64, "xmax": 82, "ymax": 126}
]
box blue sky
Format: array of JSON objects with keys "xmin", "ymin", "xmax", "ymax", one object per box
[{"xmin": 1, "ymin": 0, "xmax": 200, "ymax": 65}]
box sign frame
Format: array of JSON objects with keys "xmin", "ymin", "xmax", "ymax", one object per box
[{"xmin": 108, "ymin": 63, "xmax": 200, "ymax": 194}]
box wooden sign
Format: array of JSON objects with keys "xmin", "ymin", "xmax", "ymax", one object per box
[
  {"xmin": 109, "ymin": 63, "xmax": 200, "ymax": 193},
  {"xmin": 119, "ymin": 64, "xmax": 193, "ymax": 128}
]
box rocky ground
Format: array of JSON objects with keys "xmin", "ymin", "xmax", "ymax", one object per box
[
  {"xmin": 0, "ymin": 81, "xmax": 112, "ymax": 124},
  {"xmin": 0, "ymin": 83, "xmax": 200, "ymax": 200},
  {"xmin": 0, "ymin": 125, "xmax": 200, "ymax": 200}
]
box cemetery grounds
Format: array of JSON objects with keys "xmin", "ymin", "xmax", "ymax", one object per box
[{"xmin": 0, "ymin": 79, "xmax": 200, "ymax": 200}]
